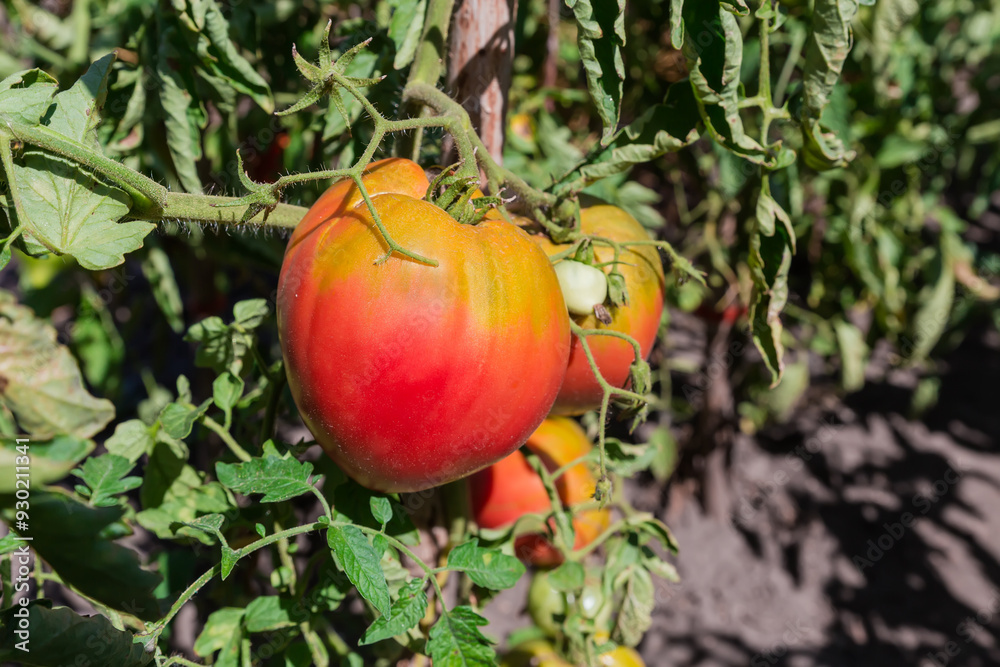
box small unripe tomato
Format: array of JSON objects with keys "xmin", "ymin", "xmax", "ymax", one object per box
[
  {"xmin": 528, "ymin": 570, "xmax": 568, "ymax": 637},
  {"xmin": 533, "ymin": 207, "xmax": 665, "ymax": 415},
  {"xmin": 554, "ymin": 260, "xmax": 609, "ymax": 315},
  {"xmin": 278, "ymin": 158, "xmax": 571, "ymax": 492},
  {"xmin": 470, "ymin": 417, "xmax": 611, "ymax": 566}
]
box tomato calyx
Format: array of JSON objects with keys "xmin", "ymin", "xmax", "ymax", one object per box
[{"xmin": 425, "ymin": 164, "xmax": 502, "ymax": 224}]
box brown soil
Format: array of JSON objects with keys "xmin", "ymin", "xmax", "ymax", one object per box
[{"xmin": 486, "ymin": 327, "xmax": 1000, "ymax": 667}]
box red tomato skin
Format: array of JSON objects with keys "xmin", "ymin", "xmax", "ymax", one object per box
[
  {"xmin": 534, "ymin": 207, "xmax": 665, "ymax": 415},
  {"xmin": 278, "ymin": 159, "xmax": 571, "ymax": 492},
  {"xmin": 471, "ymin": 417, "xmax": 611, "ymax": 565}
]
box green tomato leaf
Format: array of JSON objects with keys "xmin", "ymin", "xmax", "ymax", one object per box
[
  {"xmin": 216, "ymin": 455, "xmax": 317, "ymax": 504},
  {"xmin": 370, "ymin": 496, "xmax": 392, "ymax": 527},
  {"xmin": 0, "ymin": 290, "xmax": 114, "ymax": 439},
  {"xmin": 0, "ymin": 69, "xmax": 58, "ymax": 126},
  {"xmin": 446, "ymin": 539, "xmax": 525, "ymax": 591},
  {"xmin": 327, "ymin": 524, "xmax": 391, "ymax": 617},
  {"xmin": 833, "ymin": 319, "xmax": 868, "ymax": 392},
  {"xmin": 6, "ymin": 56, "xmax": 154, "ymax": 269},
  {"xmin": 186, "ymin": 300, "xmax": 268, "ymax": 375},
  {"xmin": 72, "ymin": 454, "xmax": 142, "ymax": 507},
  {"xmin": 198, "ymin": 1, "xmax": 274, "ymax": 113},
  {"xmin": 0, "ymin": 602, "xmax": 153, "ymax": 666},
  {"xmin": 220, "ymin": 544, "xmax": 240, "ymax": 581},
  {"xmin": 104, "ymin": 419, "xmax": 155, "ymax": 464},
  {"xmin": 388, "ymin": 0, "xmax": 427, "ymax": 70},
  {"xmin": 137, "ymin": 442, "xmax": 235, "ymax": 545},
  {"xmin": 156, "ymin": 35, "xmax": 205, "ymax": 194},
  {"xmin": 360, "ymin": 578, "xmax": 428, "ymax": 645},
  {"xmin": 566, "ymin": 0, "xmax": 626, "ymax": 145},
  {"xmin": 244, "ymin": 596, "xmax": 308, "ymax": 632},
  {"xmin": 548, "ymin": 561, "xmax": 585, "ymax": 592},
  {"xmin": 194, "ymin": 607, "xmax": 245, "ymax": 658},
  {"xmin": 181, "ymin": 512, "xmax": 226, "ymax": 537},
  {"xmin": 330, "ymin": 477, "xmax": 420, "ymax": 545},
  {"xmin": 426, "ymin": 605, "xmax": 496, "ymax": 667},
  {"xmin": 212, "ymin": 372, "xmax": 244, "ymax": 414},
  {"xmin": 907, "ymin": 233, "xmax": 958, "ymax": 363},
  {"xmin": 158, "ymin": 400, "xmax": 210, "ymax": 440},
  {"xmin": 140, "ymin": 244, "xmax": 185, "ymax": 333},
  {"xmin": 1, "ymin": 491, "xmax": 162, "ymax": 621},
  {"xmin": 604, "ymin": 438, "xmax": 658, "ymax": 477},
  {"xmin": 233, "ymin": 299, "xmax": 269, "ymax": 330}
]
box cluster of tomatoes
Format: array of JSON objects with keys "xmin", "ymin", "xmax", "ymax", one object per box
[{"xmin": 276, "ymin": 158, "xmax": 662, "ymax": 661}]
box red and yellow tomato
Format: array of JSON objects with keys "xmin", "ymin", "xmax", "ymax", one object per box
[
  {"xmin": 470, "ymin": 417, "xmax": 610, "ymax": 565},
  {"xmin": 533, "ymin": 206, "xmax": 665, "ymax": 415},
  {"xmin": 278, "ymin": 158, "xmax": 571, "ymax": 492}
]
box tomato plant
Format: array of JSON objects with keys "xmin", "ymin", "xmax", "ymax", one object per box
[
  {"xmin": 533, "ymin": 207, "xmax": 666, "ymax": 415},
  {"xmin": 471, "ymin": 417, "xmax": 610, "ymax": 565},
  {"xmin": 278, "ymin": 157, "xmax": 570, "ymax": 492},
  {"xmin": 4, "ymin": 0, "xmax": 985, "ymax": 664}
]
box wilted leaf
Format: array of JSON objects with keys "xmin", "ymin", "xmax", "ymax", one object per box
[
  {"xmin": 800, "ymin": 0, "xmax": 860, "ymax": 170},
  {"xmin": 0, "ymin": 603, "xmax": 152, "ymax": 666},
  {"xmin": 0, "ymin": 435, "xmax": 93, "ymax": 492},
  {"xmin": 611, "ymin": 566, "xmax": 654, "ymax": 647},
  {"xmin": 1, "ymin": 491, "xmax": 162, "ymax": 620},
  {"xmin": 0, "ymin": 290, "xmax": 114, "ymax": 438},
  {"xmin": 566, "ymin": 0, "xmax": 626, "ymax": 145}
]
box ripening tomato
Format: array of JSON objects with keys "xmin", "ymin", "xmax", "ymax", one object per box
[
  {"xmin": 533, "ymin": 207, "xmax": 665, "ymax": 415},
  {"xmin": 470, "ymin": 417, "xmax": 610, "ymax": 565},
  {"xmin": 501, "ymin": 640, "xmax": 572, "ymax": 667},
  {"xmin": 599, "ymin": 646, "xmax": 646, "ymax": 667},
  {"xmin": 278, "ymin": 158, "xmax": 571, "ymax": 492}
]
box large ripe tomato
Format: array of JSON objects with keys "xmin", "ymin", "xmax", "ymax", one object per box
[
  {"xmin": 278, "ymin": 158, "xmax": 571, "ymax": 492},
  {"xmin": 533, "ymin": 207, "xmax": 665, "ymax": 415},
  {"xmin": 470, "ymin": 417, "xmax": 610, "ymax": 565}
]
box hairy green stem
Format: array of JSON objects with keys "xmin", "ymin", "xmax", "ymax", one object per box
[
  {"xmin": 402, "ymin": 82, "xmax": 560, "ymax": 212},
  {"xmin": 3, "ymin": 121, "xmax": 167, "ymax": 210},
  {"xmin": 143, "ymin": 521, "xmax": 328, "ymax": 645},
  {"xmin": 568, "ymin": 320, "xmax": 648, "ymax": 480},
  {"xmin": 524, "ymin": 451, "xmax": 574, "ymax": 558},
  {"xmin": 133, "ymin": 193, "xmax": 308, "ymax": 228}
]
